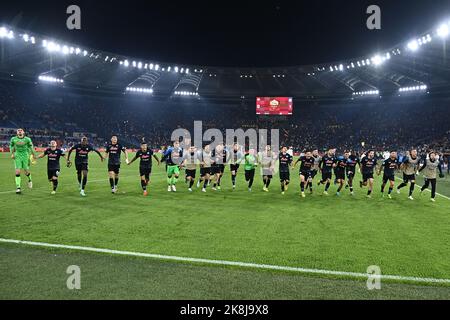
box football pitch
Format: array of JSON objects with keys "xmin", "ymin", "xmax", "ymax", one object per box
[{"xmin": 0, "ymin": 153, "xmax": 449, "ymax": 299}]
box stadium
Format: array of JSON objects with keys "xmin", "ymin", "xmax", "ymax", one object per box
[{"xmin": 1, "ymin": 1, "xmax": 450, "ymax": 304}]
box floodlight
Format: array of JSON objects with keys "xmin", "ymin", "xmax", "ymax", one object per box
[
  {"xmin": 437, "ymin": 23, "xmax": 449, "ymax": 38},
  {"xmin": 407, "ymin": 40, "xmax": 419, "ymax": 51}
]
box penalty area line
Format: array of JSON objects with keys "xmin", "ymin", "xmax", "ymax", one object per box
[{"xmin": 1, "ymin": 238, "xmax": 449, "ymax": 285}]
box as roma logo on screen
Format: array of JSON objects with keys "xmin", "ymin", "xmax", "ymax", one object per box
[
  {"xmin": 269, "ymin": 99, "xmax": 280, "ymax": 110},
  {"xmin": 256, "ymin": 97, "xmax": 293, "ymax": 115}
]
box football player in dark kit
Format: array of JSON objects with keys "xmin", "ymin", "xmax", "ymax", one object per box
[
  {"xmin": 38, "ymin": 140, "xmax": 66, "ymax": 194},
  {"xmin": 105, "ymin": 135, "xmax": 129, "ymax": 194},
  {"xmin": 360, "ymin": 150, "xmax": 378, "ymax": 198},
  {"xmin": 128, "ymin": 142, "xmax": 160, "ymax": 196},
  {"xmin": 318, "ymin": 148, "xmax": 336, "ymax": 195},
  {"xmin": 66, "ymin": 136, "xmax": 104, "ymax": 197},
  {"xmin": 293, "ymin": 151, "xmax": 315, "ymax": 198},
  {"xmin": 344, "ymin": 150, "xmax": 359, "ymax": 196},
  {"xmin": 378, "ymin": 151, "xmax": 399, "ymax": 199},
  {"xmin": 334, "ymin": 154, "xmax": 347, "ymax": 196},
  {"xmin": 279, "ymin": 146, "xmax": 293, "ymax": 195}
]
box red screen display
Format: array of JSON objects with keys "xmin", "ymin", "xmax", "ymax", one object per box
[{"xmin": 256, "ymin": 97, "xmax": 293, "ymax": 115}]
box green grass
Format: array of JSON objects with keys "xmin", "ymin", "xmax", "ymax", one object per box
[{"xmin": 1, "ymin": 153, "xmax": 450, "ymax": 299}]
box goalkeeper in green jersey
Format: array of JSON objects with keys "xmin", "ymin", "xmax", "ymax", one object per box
[{"xmin": 10, "ymin": 128, "xmax": 37, "ymax": 194}]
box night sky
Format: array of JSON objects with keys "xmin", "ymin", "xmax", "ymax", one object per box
[{"xmin": 1, "ymin": 0, "xmax": 450, "ymax": 67}]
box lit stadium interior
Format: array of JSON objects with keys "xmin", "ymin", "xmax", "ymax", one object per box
[{"xmin": 0, "ymin": 0, "xmax": 450, "ymax": 305}]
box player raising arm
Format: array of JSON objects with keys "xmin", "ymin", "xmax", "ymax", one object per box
[
  {"xmin": 38, "ymin": 140, "xmax": 66, "ymax": 194},
  {"xmin": 66, "ymin": 136, "xmax": 104, "ymax": 197},
  {"xmin": 128, "ymin": 142, "xmax": 160, "ymax": 196},
  {"xmin": 10, "ymin": 128, "xmax": 37, "ymax": 194}
]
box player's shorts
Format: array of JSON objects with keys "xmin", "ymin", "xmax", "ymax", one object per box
[
  {"xmin": 403, "ymin": 173, "xmax": 416, "ymax": 182},
  {"xmin": 75, "ymin": 162, "xmax": 88, "ymax": 172},
  {"xmin": 346, "ymin": 170, "xmax": 355, "ymax": 180},
  {"xmin": 311, "ymin": 169, "xmax": 318, "ymax": 179},
  {"xmin": 262, "ymin": 168, "xmax": 274, "ymax": 177},
  {"xmin": 108, "ymin": 164, "xmax": 120, "ymax": 174},
  {"xmin": 383, "ymin": 174, "xmax": 395, "ymax": 183},
  {"xmin": 279, "ymin": 171, "xmax": 290, "ymax": 182},
  {"xmin": 185, "ymin": 169, "xmax": 196, "ymax": 179},
  {"xmin": 14, "ymin": 155, "xmax": 30, "ymax": 170},
  {"xmin": 139, "ymin": 166, "xmax": 152, "ymax": 177},
  {"xmin": 167, "ymin": 165, "xmax": 180, "ymax": 177},
  {"xmin": 362, "ymin": 172, "xmax": 374, "ymax": 182},
  {"xmin": 245, "ymin": 169, "xmax": 255, "ymax": 181},
  {"xmin": 210, "ymin": 165, "xmax": 221, "ymax": 175},
  {"xmin": 230, "ymin": 164, "xmax": 240, "ymax": 173},
  {"xmin": 321, "ymin": 171, "xmax": 332, "ymax": 181},
  {"xmin": 218, "ymin": 164, "xmax": 225, "ymax": 174},
  {"xmin": 300, "ymin": 170, "xmax": 312, "ymax": 179},
  {"xmin": 335, "ymin": 171, "xmax": 346, "ymax": 180},
  {"xmin": 200, "ymin": 167, "xmax": 211, "ymax": 177},
  {"xmin": 47, "ymin": 169, "xmax": 60, "ymax": 180}
]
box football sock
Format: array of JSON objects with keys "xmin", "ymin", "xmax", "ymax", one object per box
[
  {"xmin": 409, "ymin": 183, "xmax": 415, "ymax": 196},
  {"xmin": 109, "ymin": 178, "xmax": 114, "ymax": 189},
  {"xmin": 15, "ymin": 174, "xmax": 21, "ymax": 188},
  {"xmin": 82, "ymin": 176, "xmax": 87, "ymax": 190}
]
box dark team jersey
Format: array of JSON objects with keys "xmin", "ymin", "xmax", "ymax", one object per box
[
  {"xmin": 361, "ymin": 156, "xmax": 377, "ymax": 174},
  {"xmin": 71, "ymin": 144, "xmax": 95, "ymax": 164},
  {"xmin": 346, "ymin": 155, "xmax": 359, "ymax": 172},
  {"xmin": 106, "ymin": 143, "xmax": 126, "ymax": 165},
  {"xmin": 321, "ymin": 155, "xmax": 336, "ymax": 173},
  {"xmin": 382, "ymin": 158, "xmax": 399, "ymax": 176},
  {"xmin": 164, "ymin": 147, "xmax": 183, "ymax": 166},
  {"xmin": 334, "ymin": 157, "xmax": 347, "ymax": 174},
  {"xmin": 136, "ymin": 149, "xmax": 154, "ymax": 168},
  {"xmin": 44, "ymin": 148, "xmax": 64, "ymax": 170},
  {"xmin": 299, "ymin": 156, "xmax": 314, "ymax": 172},
  {"xmin": 279, "ymin": 152, "xmax": 292, "ymax": 172}
]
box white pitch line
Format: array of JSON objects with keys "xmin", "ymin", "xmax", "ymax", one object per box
[
  {"xmin": 394, "ymin": 177, "xmax": 450, "ymax": 200},
  {"xmin": 1, "ymin": 238, "xmax": 449, "ymax": 285},
  {"xmin": 0, "ymin": 173, "xmax": 165, "ymax": 195}
]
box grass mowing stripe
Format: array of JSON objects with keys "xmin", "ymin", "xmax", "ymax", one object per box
[{"xmin": 2, "ymin": 238, "xmax": 450, "ymax": 285}]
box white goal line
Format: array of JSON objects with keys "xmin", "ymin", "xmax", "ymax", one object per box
[{"xmin": 1, "ymin": 238, "xmax": 449, "ymax": 285}]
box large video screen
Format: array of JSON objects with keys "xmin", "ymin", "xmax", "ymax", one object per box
[{"xmin": 256, "ymin": 97, "xmax": 293, "ymax": 115}]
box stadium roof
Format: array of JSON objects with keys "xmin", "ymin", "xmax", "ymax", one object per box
[{"xmin": 1, "ymin": 21, "xmax": 450, "ymax": 100}]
